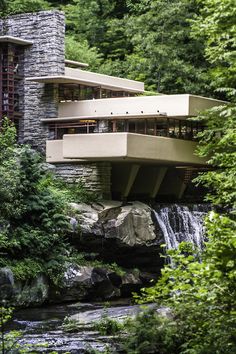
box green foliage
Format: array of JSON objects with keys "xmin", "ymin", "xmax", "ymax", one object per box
[
  {"xmin": 0, "ymin": 120, "xmax": 72, "ymax": 284},
  {"xmin": 191, "ymin": 0, "xmax": 236, "ymax": 90},
  {"xmin": 123, "ymin": 309, "xmax": 181, "ymax": 354},
  {"xmin": 0, "ymin": 0, "xmax": 51, "ymax": 16},
  {"xmin": 48, "ymin": 176, "xmax": 98, "ymax": 204},
  {"xmin": 62, "ymin": 316, "xmax": 79, "ymax": 333},
  {"xmin": 93, "ymin": 313, "xmax": 124, "ymax": 336},
  {"xmin": 2, "ymin": 259, "xmax": 44, "ymax": 281},
  {"xmin": 64, "ymin": 0, "xmax": 117, "ymax": 50},
  {"xmin": 131, "ymin": 213, "xmax": 236, "ymax": 354},
  {"xmin": 193, "ymin": 103, "xmax": 236, "ymax": 209},
  {"xmin": 0, "ymin": 119, "xmax": 24, "ymax": 222},
  {"xmin": 122, "ymin": 0, "xmax": 212, "ymax": 94},
  {"xmin": 65, "ymin": 36, "xmax": 102, "ymax": 70},
  {"xmin": 0, "ymin": 307, "xmax": 29, "ymax": 353},
  {"xmin": 70, "ymin": 253, "xmax": 126, "ymax": 277}
]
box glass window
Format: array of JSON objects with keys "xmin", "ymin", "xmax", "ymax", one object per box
[{"xmin": 147, "ymin": 119, "xmax": 155, "ymax": 135}]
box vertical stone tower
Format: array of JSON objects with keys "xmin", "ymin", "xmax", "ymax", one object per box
[
  {"xmin": 0, "ymin": 11, "xmax": 65, "ymax": 150},
  {"xmin": 0, "ymin": 11, "xmax": 111, "ymax": 198}
]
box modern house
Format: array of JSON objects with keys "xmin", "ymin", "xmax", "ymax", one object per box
[{"xmin": 0, "ymin": 10, "xmax": 224, "ymax": 200}]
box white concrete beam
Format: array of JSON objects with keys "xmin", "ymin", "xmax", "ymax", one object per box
[
  {"xmin": 178, "ymin": 181, "xmax": 187, "ymax": 199},
  {"xmin": 123, "ymin": 164, "xmax": 140, "ymax": 198},
  {"xmin": 149, "ymin": 167, "xmax": 168, "ymax": 199}
]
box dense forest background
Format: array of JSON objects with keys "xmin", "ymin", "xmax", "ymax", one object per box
[
  {"xmin": 0, "ymin": 1, "xmax": 236, "ymax": 353},
  {"xmin": 0, "ymin": 0, "xmax": 226, "ymax": 97}
]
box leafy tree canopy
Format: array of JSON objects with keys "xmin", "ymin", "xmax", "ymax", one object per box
[
  {"xmin": 123, "ymin": 0, "xmax": 212, "ymax": 94},
  {"xmin": 0, "ymin": 0, "xmax": 51, "ymax": 16},
  {"xmin": 125, "ymin": 1, "xmax": 236, "ymax": 353},
  {"xmin": 191, "ymin": 0, "xmax": 236, "ymax": 91}
]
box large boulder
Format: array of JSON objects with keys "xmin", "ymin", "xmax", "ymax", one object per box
[
  {"xmin": 49, "ymin": 264, "xmax": 121, "ymax": 303},
  {"xmin": 70, "ymin": 201, "xmax": 164, "ymax": 272},
  {"xmin": 71, "ymin": 201, "xmax": 157, "ymax": 246},
  {"xmin": 103, "ymin": 202, "xmax": 156, "ymax": 246},
  {"xmin": 0, "ymin": 264, "xmax": 148, "ymax": 307}
]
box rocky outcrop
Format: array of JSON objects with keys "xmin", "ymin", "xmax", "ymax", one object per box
[
  {"xmin": 0, "ymin": 202, "xmax": 207, "ymax": 308},
  {"xmin": 70, "ymin": 201, "xmax": 164, "ymax": 272},
  {"xmin": 49, "ymin": 264, "xmax": 120, "ymax": 303},
  {"xmin": 49, "ymin": 264, "xmax": 147, "ymax": 304},
  {"xmin": 70, "ymin": 201, "xmax": 157, "ymax": 246},
  {"xmin": 0, "ymin": 265, "xmax": 144, "ymax": 307}
]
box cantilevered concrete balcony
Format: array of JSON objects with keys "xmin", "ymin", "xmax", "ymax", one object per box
[
  {"xmin": 49, "ymin": 94, "xmax": 224, "ymax": 122},
  {"xmin": 46, "ymin": 133, "xmax": 206, "ymax": 166}
]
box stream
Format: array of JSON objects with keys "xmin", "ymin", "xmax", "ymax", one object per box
[
  {"xmin": 3, "ymin": 204, "xmax": 209, "ymax": 353},
  {"xmin": 8, "ymin": 300, "xmax": 144, "ymax": 353}
]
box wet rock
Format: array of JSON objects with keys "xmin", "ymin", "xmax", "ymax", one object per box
[
  {"xmin": 91, "ymin": 267, "xmax": 120, "ymax": 299},
  {"xmin": 69, "ymin": 304, "xmax": 155, "ymax": 328},
  {"xmin": 71, "ymin": 201, "xmax": 156, "ymax": 246},
  {"xmin": 70, "ymin": 201, "xmax": 164, "ymax": 272},
  {"xmin": 103, "ymin": 202, "xmax": 156, "ymax": 246},
  {"xmin": 13, "ymin": 301, "xmax": 171, "ymax": 353},
  {"xmin": 0, "ymin": 269, "xmax": 49, "ymax": 307},
  {"xmin": 49, "ymin": 264, "xmax": 120, "ymax": 303},
  {"xmin": 69, "ymin": 202, "xmax": 103, "ymax": 236},
  {"xmin": 120, "ymin": 271, "xmax": 142, "ymax": 297},
  {"xmin": 14, "ymin": 274, "xmax": 49, "ymax": 307},
  {"xmin": 0, "ymin": 267, "xmax": 14, "ymax": 302}
]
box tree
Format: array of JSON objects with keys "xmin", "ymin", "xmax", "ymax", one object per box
[
  {"xmin": 65, "ymin": 36, "xmax": 102, "ymax": 70},
  {"xmin": 191, "ymin": 0, "xmax": 236, "ymax": 91},
  {"xmin": 123, "ymin": 0, "xmax": 212, "ymax": 94},
  {"xmin": 0, "ymin": 119, "xmax": 24, "ymax": 223},
  {"xmin": 64, "ymin": 0, "xmax": 116, "ymax": 49},
  {"xmin": 0, "ymin": 120, "xmax": 70, "ymax": 284},
  {"xmin": 193, "ymin": 103, "xmax": 236, "ymax": 209},
  {"xmin": 0, "ymin": 0, "xmax": 51, "ymax": 16},
  {"xmin": 125, "ymin": 1, "xmax": 236, "ymax": 353}
]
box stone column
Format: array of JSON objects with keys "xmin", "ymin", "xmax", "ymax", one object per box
[
  {"xmin": 2, "ymin": 11, "xmax": 65, "ymax": 151},
  {"xmin": 54, "ymin": 162, "xmax": 112, "ymax": 200}
]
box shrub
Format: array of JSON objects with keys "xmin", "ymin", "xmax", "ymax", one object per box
[
  {"xmin": 123, "ymin": 309, "xmax": 181, "ymax": 354},
  {"xmin": 93, "ymin": 314, "xmax": 124, "ymax": 336}
]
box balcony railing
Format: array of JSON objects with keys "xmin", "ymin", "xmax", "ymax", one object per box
[{"xmin": 48, "ymin": 117, "xmax": 204, "ymax": 142}]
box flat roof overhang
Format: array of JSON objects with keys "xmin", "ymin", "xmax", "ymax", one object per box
[
  {"xmin": 26, "ymin": 76, "xmax": 144, "ymax": 93},
  {"xmin": 65, "ymin": 59, "xmax": 89, "ymax": 68},
  {"xmin": 46, "ymin": 133, "xmax": 207, "ymax": 166},
  {"xmin": 26, "ymin": 67, "xmax": 144, "ymax": 93},
  {"xmin": 0, "ymin": 35, "xmax": 33, "ymax": 46}
]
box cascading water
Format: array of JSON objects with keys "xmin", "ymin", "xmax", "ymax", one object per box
[{"xmin": 154, "ymin": 204, "xmax": 210, "ymax": 251}]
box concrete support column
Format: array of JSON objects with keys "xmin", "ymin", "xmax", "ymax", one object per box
[
  {"xmin": 122, "ymin": 164, "xmax": 140, "ymax": 199},
  {"xmin": 177, "ymin": 181, "xmax": 187, "ymax": 199},
  {"xmin": 149, "ymin": 167, "xmax": 168, "ymax": 199}
]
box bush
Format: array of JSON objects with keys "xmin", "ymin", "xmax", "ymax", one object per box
[
  {"xmin": 93, "ymin": 314, "xmax": 124, "ymax": 336},
  {"xmin": 123, "ymin": 309, "xmax": 181, "ymax": 354}
]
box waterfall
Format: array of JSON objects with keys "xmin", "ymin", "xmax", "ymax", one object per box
[{"xmin": 154, "ymin": 204, "xmax": 210, "ymax": 251}]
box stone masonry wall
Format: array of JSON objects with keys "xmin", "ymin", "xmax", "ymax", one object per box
[
  {"xmin": 0, "ymin": 11, "xmax": 112, "ymax": 198},
  {"xmin": 54, "ymin": 162, "xmax": 112, "ymax": 199},
  {"xmin": 0, "ymin": 11, "xmax": 65, "ymax": 150}
]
